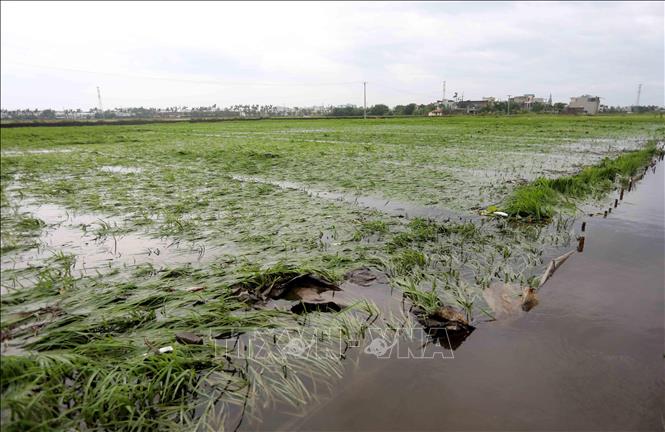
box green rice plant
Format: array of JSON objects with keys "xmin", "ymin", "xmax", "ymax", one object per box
[
  {"xmin": 503, "ymin": 141, "xmax": 662, "ymax": 221},
  {"xmin": 393, "ymin": 277, "xmax": 441, "ymax": 314},
  {"xmin": 16, "ymin": 215, "xmax": 46, "ymax": 231},
  {"xmin": 159, "ymin": 212, "xmax": 193, "ymax": 236},
  {"xmin": 443, "ymin": 279, "xmax": 477, "ymax": 323},
  {"xmin": 504, "ymin": 179, "xmax": 559, "ymax": 220},
  {"xmin": 31, "ymin": 251, "xmax": 77, "ymax": 295},
  {"xmin": 390, "ymin": 249, "xmax": 427, "ymax": 276},
  {"xmin": 233, "ymin": 261, "xmax": 337, "ymax": 295},
  {"xmin": 351, "ymin": 219, "xmax": 388, "ymax": 241},
  {"xmin": 90, "ymin": 218, "xmax": 118, "ymax": 240}
]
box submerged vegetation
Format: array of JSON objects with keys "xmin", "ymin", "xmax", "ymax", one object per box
[{"xmin": 1, "ymin": 115, "xmax": 662, "ymax": 430}]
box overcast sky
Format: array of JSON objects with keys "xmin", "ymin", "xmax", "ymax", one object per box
[{"xmin": 1, "ymin": 1, "xmax": 663, "ymax": 110}]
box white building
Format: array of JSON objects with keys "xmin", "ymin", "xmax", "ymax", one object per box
[
  {"xmin": 512, "ymin": 94, "xmax": 545, "ymax": 110},
  {"xmin": 568, "ymin": 95, "xmax": 601, "ymax": 115}
]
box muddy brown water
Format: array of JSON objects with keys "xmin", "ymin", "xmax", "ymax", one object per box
[{"xmin": 243, "ymin": 162, "xmax": 664, "ymax": 431}]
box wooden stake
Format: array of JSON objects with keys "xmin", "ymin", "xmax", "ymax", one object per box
[
  {"xmin": 620, "ymin": 188, "xmax": 624, "ymax": 200},
  {"xmin": 538, "ymin": 250, "xmax": 576, "ymax": 288},
  {"xmin": 581, "ymin": 221, "xmax": 586, "ymax": 232},
  {"xmin": 614, "ymin": 199, "xmax": 618, "ymax": 208},
  {"xmin": 577, "ymin": 236, "xmax": 585, "ymax": 252}
]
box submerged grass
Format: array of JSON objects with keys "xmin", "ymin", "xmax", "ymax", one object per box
[{"xmin": 1, "ymin": 346, "xmax": 233, "ymax": 430}]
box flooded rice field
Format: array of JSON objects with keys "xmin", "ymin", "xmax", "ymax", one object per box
[
  {"xmin": 1, "ymin": 115, "xmax": 663, "ymax": 430},
  {"xmin": 261, "ymin": 157, "xmax": 665, "ymax": 431}
]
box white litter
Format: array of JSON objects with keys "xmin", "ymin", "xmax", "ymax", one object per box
[
  {"xmin": 158, "ymin": 346, "xmax": 174, "ymax": 354},
  {"xmin": 493, "ymin": 211, "xmax": 509, "ymax": 217}
]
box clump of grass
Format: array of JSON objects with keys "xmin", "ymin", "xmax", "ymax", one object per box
[
  {"xmin": 390, "ymin": 249, "xmax": 427, "ymax": 275},
  {"xmin": 33, "ymin": 251, "xmax": 77, "ymax": 295},
  {"xmin": 504, "ymin": 141, "xmax": 662, "ymax": 221},
  {"xmin": 16, "ymin": 215, "xmax": 46, "ymax": 231},
  {"xmin": 352, "ymin": 219, "xmax": 389, "ymax": 241},
  {"xmin": 233, "ymin": 261, "xmax": 336, "ymax": 295},
  {"xmin": 387, "ymin": 218, "xmax": 442, "ymax": 250},
  {"xmin": 504, "ymin": 179, "xmax": 559, "ymax": 220},
  {"xmin": 1, "ymin": 347, "xmax": 235, "ymax": 430},
  {"xmin": 393, "ymin": 277, "xmax": 441, "ymax": 314}
]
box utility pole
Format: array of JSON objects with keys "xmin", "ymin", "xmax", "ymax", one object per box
[
  {"xmin": 507, "ymin": 95, "xmax": 511, "ymax": 115},
  {"xmin": 442, "ymin": 81, "xmax": 446, "ymax": 106},
  {"xmin": 97, "ymin": 86, "xmax": 104, "ymax": 117},
  {"xmin": 635, "ymin": 83, "xmax": 642, "ymax": 107},
  {"xmin": 363, "ymin": 81, "xmax": 367, "ymax": 119}
]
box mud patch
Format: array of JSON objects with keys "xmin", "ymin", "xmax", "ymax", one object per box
[
  {"xmin": 344, "ymin": 267, "xmax": 386, "ymax": 286},
  {"xmin": 234, "ymin": 270, "xmax": 347, "ymax": 313},
  {"xmin": 412, "ymin": 306, "xmax": 476, "ymax": 350},
  {"xmin": 483, "ymin": 282, "xmax": 527, "ymax": 320}
]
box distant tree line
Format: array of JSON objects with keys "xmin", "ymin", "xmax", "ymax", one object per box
[
  {"xmin": 630, "ymin": 105, "xmax": 661, "ymax": 113},
  {"xmin": 2, "ymin": 102, "xmax": 662, "ymax": 121}
]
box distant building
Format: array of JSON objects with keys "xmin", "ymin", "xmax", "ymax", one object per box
[
  {"xmin": 430, "ymin": 99, "xmax": 458, "ymax": 116},
  {"xmin": 568, "ymin": 95, "xmax": 600, "ymax": 115},
  {"xmin": 436, "ymin": 99, "xmax": 456, "ymax": 110},
  {"xmin": 512, "ymin": 94, "xmax": 545, "ymax": 110},
  {"xmin": 456, "ymin": 99, "xmax": 492, "ymax": 114}
]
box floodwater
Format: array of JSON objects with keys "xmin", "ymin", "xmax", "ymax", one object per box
[
  {"xmin": 0, "ymin": 198, "xmax": 212, "ymax": 292},
  {"xmin": 99, "ymin": 165, "xmax": 143, "ymax": 174},
  {"xmin": 246, "ymin": 161, "xmax": 665, "ymax": 431},
  {"xmin": 1, "ymin": 149, "xmax": 73, "ymax": 156},
  {"xmin": 231, "ymin": 174, "xmax": 475, "ymax": 222}
]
